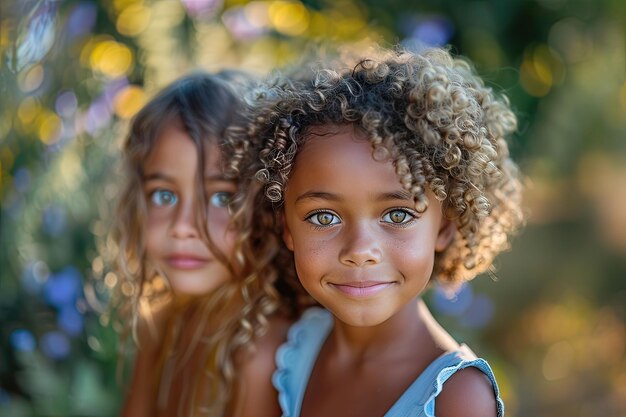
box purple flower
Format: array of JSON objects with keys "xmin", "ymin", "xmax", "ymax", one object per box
[
  {"xmin": 40, "ymin": 331, "xmax": 70, "ymax": 360},
  {"xmin": 10, "ymin": 329, "xmax": 36, "ymax": 352},
  {"xmin": 43, "ymin": 266, "xmax": 82, "ymax": 309}
]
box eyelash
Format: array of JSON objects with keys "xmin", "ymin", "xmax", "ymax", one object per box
[
  {"xmin": 304, "ymin": 207, "xmax": 418, "ymax": 230},
  {"xmin": 305, "ymin": 210, "xmax": 341, "ymax": 230},
  {"xmin": 208, "ymin": 191, "xmax": 233, "ymax": 208},
  {"xmin": 381, "ymin": 208, "xmax": 417, "ymax": 228},
  {"xmin": 148, "ymin": 189, "xmax": 178, "ymax": 207}
]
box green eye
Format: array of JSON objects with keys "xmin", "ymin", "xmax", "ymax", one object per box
[
  {"xmin": 383, "ymin": 209, "xmax": 413, "ymax": 224},
  {"xmin": 150, "ymin": 190, "xmax": 178, "ymax": 207},
  {"xmin": 307, "ymin": 212, "xmax": 340, "ymax": 227},
  {"xmin": 209, "ymin": 191, "xmax": 232, "ymax": 208}
]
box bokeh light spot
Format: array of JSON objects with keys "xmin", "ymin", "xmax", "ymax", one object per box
[
  {"xmin": 113, "ymin": 85, "xmax": 146, "ymax": 119},
  {"xmin": 0, "ymin": 148, "xmax": 15, "ymax": 172},
  {"xmin": 87, "ymin": 336, "xmax": 102, "ymax": 352},
  {"xmin": 432, "ymin": 282, "xmax": 473, "ymax": 316},
  {"xmin": 37, "ymin": 112, "xmax": 63, "ymax": 145},
  {"xmin": 404, "ymin": 15, "xmax": 454, "ymax": 48},
  {"xmin": 92, "ymin": 256, "xmax": 104, "ymax": 275},
  {"xmin": 90, "ymin": 40, "xmax": 134, "ymax": 78},
  {"xmin": 58, "ymin": 305, "xmax": 84, "ymax": 336},
  {"xmin": 542, "ymin": 340, "xmax": 575, "ymax": 380},
  {"xmin": 58, "ymin": 149, "xmax": 84, "ymax": 191},
  {"xmin": 244, "ymin": 1, "xmax": 271, "ymax": 28},
  {"xmin": 459, "ymin": 294, "xmax": 495, "ymax": 328},
  {"xmin": 223, "ymin": 6, "xmax": 268, "ymax": 40},
  {"xmin": 548, "ymin": 18, "xmax": 592, "ymax": 63},
  {"xmin": 113, "ymin": 0, "xmax": 143, "ymax": 12},
  {"xmin": 10, "ymin": 329, "xmax": 36, "ymax": 352},
  {"xmin": 42, "ymin": 203, "xmax": 68, "ymax": 236},
  {"xmin": 520, "ymin": 44, "xmax": 565, "ymax": 97},
  {"xmin": 121, "ymin": 281, "xmax": 135, "ymax": 297},
  {"xmin": 66, "ymin": 2, "xmax": 98, "ymax": 38},
  {"xmin": 181, "ymin": 0, "xmax": 223, "ymax": 18},
  {"xmin": 13, "ymin": 168, "xmax": 31, "ymax": 193},
  {"xmin": 268, "ymin": 1, "xmax": 310, "ymax": 36},
  {"xmin": 82, "ymin": 97, "xmax": 113, "ymax": 135},
  {"xmin": 21, "ymin": 261, "xmax": 50, "ymax": 294},
  {"xmin": 116, "ymin": 4, "xmax": 151, "ymax": 36},
  {"xmin": 55, "ymin": 91, "xmax": 78, "ymax": 118},
  {"xmin": 40, "ymin": 331, "xmax": 71, "ymax": 360},
  {"xmin": 43, "ymin": 266, "xmax": 82, "ymax": 308},
  {"xmin": 104, "ymin": 272, "xmax": 118, "ymax": 288},
  {"xmin": 18, "ymin": 65, "xmax": 45, "ymax": 93},
  {"xmin": 0, "ymin": 19, "xmax": 11, "ymax": 48},
  {"xmin": 17, "ymin": 97, "xmax": 41, "ymax": 126}
]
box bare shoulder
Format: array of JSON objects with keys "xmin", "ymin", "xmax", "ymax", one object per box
[
  {"xmin": 435, "ymin": 366, "xmax": 499, "ymax": 417},
  {"xmin": 254, "ymin": 314, "xmax": 293, "ymax": 357},
  {"xmin": 230, "ymin": 314, "xmax": 293, "ymax": 417}
]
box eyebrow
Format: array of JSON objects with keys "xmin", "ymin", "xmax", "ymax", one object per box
[
  {"xmin": 294, "ymin": 191, "xmax": 342, "ymax": 204},
  {"xmin": 143, "ymin": 172, "xmax": 231, "ymax": 182},
  {"xmin": 294, "ymin": 189, "xmax": 414, "ymax": 204},
  {"xmin": 376, "ymin": 190, "xmax": 414, "ymax": 202}
]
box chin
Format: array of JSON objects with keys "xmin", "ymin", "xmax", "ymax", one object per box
[
  {"xmin": 167, "ymin": 274, "xmax": 226, "ymax": 297},
  {"xmin": 328, "ymin": 304, "xmax": 394, "ymax": 328}
]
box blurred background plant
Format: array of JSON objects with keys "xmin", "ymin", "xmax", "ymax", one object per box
[{"xmin": 0, "ymin": 0, "xmax": 624, "ymax": 416}]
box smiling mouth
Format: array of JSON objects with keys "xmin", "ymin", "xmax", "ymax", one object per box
[{"xmin": 329, "ymin": 282, "xmax": 395, "ymax": 297}]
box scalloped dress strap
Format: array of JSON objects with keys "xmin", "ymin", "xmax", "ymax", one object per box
[
  {"xmin": 272, "ymin": 307, "xmax": 333, "ymax": 417},
  {"xmin": 384, "ymin": 345, "xmax": 505, "ymax": 417}
]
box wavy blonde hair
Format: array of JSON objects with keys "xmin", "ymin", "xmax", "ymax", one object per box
[
  {"xmin": 227, "ymin": 47, "xmax": 524, "ymax": 285},
  {"xmin": 106, "ymin": 71, "xmax": 288, "ymax": 416}
]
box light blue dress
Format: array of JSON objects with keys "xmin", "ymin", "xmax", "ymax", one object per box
[{"xmin": 273, "ymin": 307, "xmax": 505, "ymax": 417}]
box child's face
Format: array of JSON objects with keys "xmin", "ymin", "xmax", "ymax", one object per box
[
  {"xmin": 282, "ymin": 124, "xmax": 452, "ymax": 327},
  {"xmin": 143, "ymin": 119, "xmax": 236, "ymax": 296}
]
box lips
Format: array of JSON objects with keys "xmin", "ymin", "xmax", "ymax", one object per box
[
  {"xmin": 329, "ymin": 281, "xmax": 395, "ymax": 297},
  {"xmin": 166, "ymin": 254, "xmax": 211, "ymax": 270}
]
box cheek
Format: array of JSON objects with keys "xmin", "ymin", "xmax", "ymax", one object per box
[
  {"xmin": 392, "ymin": 235, "xmax": 436, "ymax": 275},
  {"xmin": 208, "ymin": 214, "xmax": 236, "ymax": 258},
  {"xmin": 292, "ymin": 237, "xmax": 332, "ymax": 279},
  {"xmin": 144, "ymin": 215, "xmax": 164, "ymax": 256},
  {"xmin": 220, "ymin": 228, "xmax": 237, "ymax": 259}
]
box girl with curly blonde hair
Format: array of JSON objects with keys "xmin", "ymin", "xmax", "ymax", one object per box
[
  {"xmin": 226, "ymin": 47, "xmax": 524, "ymax": 417},
  {"xmin": 107, "ymin": 71, "xmax": 297, "ymax": 417}
]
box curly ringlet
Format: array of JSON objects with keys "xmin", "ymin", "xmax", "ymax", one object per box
[
  {"xmin": 227, "ymin": 47, "xmax": 524, "ymax": 284},
  {"xmin": 105, "ymin": 71, "xmax": 284, "ymax": 416}
]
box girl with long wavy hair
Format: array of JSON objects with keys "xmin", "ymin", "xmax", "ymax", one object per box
[{"xmin": 107, "ymin": 71, "xmax": 297, "ymax": 417}]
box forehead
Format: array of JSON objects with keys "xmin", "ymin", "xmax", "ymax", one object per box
[
  {"xmin": 298, "ymin": 124, "xmax": 368, "ymax": 160},
  {"xmin": 288, "ymin": 124, "xmax": 402, "ymax": 193},
  {"xmin": 145, "ymin": 119, "xmax": 223, "ymax": 175}
]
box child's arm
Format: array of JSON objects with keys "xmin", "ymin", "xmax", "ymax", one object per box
[
  {"xmin": 119, "ymin": 346, "xmax": 161, "ymax": 417},
  {"xmin": 229, "ymin": 315, "xmax": 292, "ymax": 417},
  {"xmin": 435, "ymin": 367, "xmax": 499, "ymax": 417},
  {"xmin": 119, "ymin": 297, "xmax": 172, "ymax": 417}
]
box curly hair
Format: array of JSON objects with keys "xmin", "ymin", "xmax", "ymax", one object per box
[
  {"xmin": 227, "ymin": 47, "xmax": 524, "ymax": 285},
  {"xmin": 104, "ymin": 71, "xmax": 287, "ymax": 416}
]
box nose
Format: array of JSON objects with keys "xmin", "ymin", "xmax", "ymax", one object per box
[
  {"xmin": 170, "ymin": 199, "xmax": 200, "ymax": 239},
  {"xmin": 338, "ymin": 222, "xmax": 383, "ymax": 267}
]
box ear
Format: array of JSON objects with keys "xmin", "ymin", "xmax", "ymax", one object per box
[
  {"xmin": 435, "ymin": 218, "xmax": 456, "ymax": 252},
  {"xmin": 280, "ymin": 212, "xmax": 294, "ymax": 251}
]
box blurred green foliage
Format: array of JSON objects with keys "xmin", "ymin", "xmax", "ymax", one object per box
[{"xmin": 1, "ymin": 0, "xmax": 625, "ymax": 416}]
